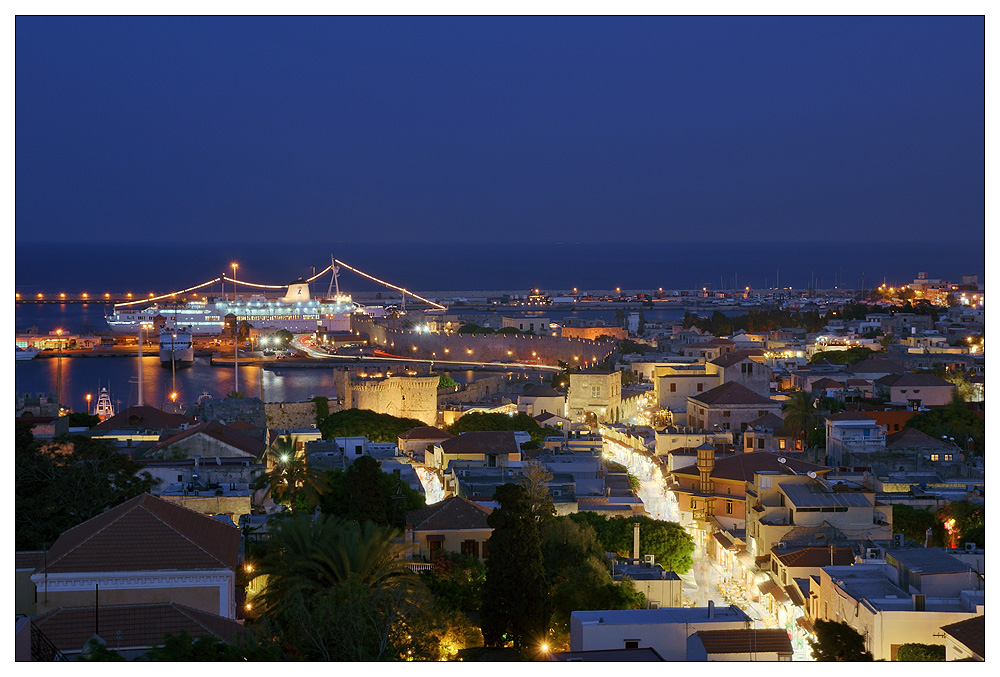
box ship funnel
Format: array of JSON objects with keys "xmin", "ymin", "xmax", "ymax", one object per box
[{"xmin": 281, "ymin": 280, "xmax": 312, "ymax": 303}]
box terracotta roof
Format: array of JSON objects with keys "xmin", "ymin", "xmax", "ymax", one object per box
[
  {"xmin": 846, "ymin": 379, "xmax": 871, "ymax": 386},
  {"xmin": 773, "ymin": 546, "xmax": 855, "ymax": 568},
  {"xmin": 93, "ymin": 405, "xmax": 196, "ymax": 431},
  {"xmin": 16, "ymin": 551, "xmax": 46, "ymax": 570},
  {"xmin": 710, "ymin": 349, "xmax": 766, "ymax": 368},
  {"xmin": 152, "ymin": 420, "xmax": 263, "ymax": 458},
  {"xmin": 746, "ymin": 413, "xmax": 788, "ymax": 433},
  {"xmin": 811, "ymin": 377, "xmax": 845, "ymax": 389},
  {"xmin": 440, "ymin": 431, "xmax": 520, "ymax": 456},
  {"xmin": 694, "ymin": 629, "xmax": 793, "ymax": 655},
  {"xmin": 398, "ymin": 425, "xmax": 455, "ymax": 441},
  {"xmin": 552, "ymin": 648, "xmax": 665, "ymax": 661},
  {"xmin": 405, "ymin": 496, "xmax": 492, "ymax": 531},
  {"xmin": 32, "ymin": 603, "xmax": 245, "ymax": 655},
  {"xmin": 886, "ymin": 427, "xmax": 955, "ymax": 451},
  {"xmin": 878, "ymin": 373, "xmax": 955, "ymax": 388},
  {"xmin": 672, "ymin": 451, "xmax": 827, "ymax": 482},
  {"xmin": 940, "ymin": 615, "xmax": 985, "ymax": 659},
  {"xmin": 38, "ymin": 493, "xmax": 240, "ymax": 574},
  {"xmin": 689, "ymin": 382, "xmax": 777, "ymax": 406}
]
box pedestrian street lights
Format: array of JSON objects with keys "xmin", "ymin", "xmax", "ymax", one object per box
[{"xmin": 86, "ymin": 393, "xmax": 92, "ymax": 416}]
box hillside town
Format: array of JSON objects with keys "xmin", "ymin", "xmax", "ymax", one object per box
[{"xmin": 15, "ymin": 275, "xmax": 985, "ymax": 662}]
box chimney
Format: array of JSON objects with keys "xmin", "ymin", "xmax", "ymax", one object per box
[
  {"xmin": 633, "ymin": 522, "xmax": 640, "ymax": 561},
  {"xmin": 708, "ymin": 600, "xmax": 715, "ymax": 618}
]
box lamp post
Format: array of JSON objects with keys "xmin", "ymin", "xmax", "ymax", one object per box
[
  {"xmin": 86, "ymin": 393, "xmax": 92, "ymax": 416},
  {"xmin": 231, "ymin": 262, "xmax": 239, "ymax": 395}
]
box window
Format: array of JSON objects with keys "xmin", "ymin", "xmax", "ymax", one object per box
[
  {"xmin": 355, "ymin": 445, "xmax": 363, "ymax": 455},
  {"xmin": 461, "ymin": 539, "xmax": 480, "ymax": 558},
  {"xmin": 726, "ymin": 500, "xmax": 733, "ymax": 515},
  {"xmin": 670, "ymin": 383, "xmax": 677, "ymax": 392},
  {"xmin": 760, "ymin": 476, "xmax": 771, "ymax": 490},
  {"xmin": 758, "ymin": 438, "xmax": 765, "ymax": 449},
  {"xmin": 723, "ymin": 410, "xmax": 731, "ymax": 418},
  {"xmin": 697, "ymin": 383, "xmax": 704, "ymax": 392},
  {"xmin": 931, "ymin": 454, "xmax": 939, "ymax": 462},
  {"xmin": 591, "ymin": 386, "xmax": 602, "ymax": 398},
  {"xmin": 624, "ymin": 640, "xmax": 639, "ymax": 650},
  {"xmin": 726, "ymin": 487, "xmax": 732, "ymax": 495},
  {"xmin": 779, "ymin": 439, "xmax": 786, "ymax": 450},
  {"xmin": 945, "ymin": 454, "xmax": 953, "ymax": 461}
]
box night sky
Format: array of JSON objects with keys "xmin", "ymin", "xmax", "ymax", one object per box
[{"xmin": 15, "ymin": 16, "xmax": 985, "ymax": 246}]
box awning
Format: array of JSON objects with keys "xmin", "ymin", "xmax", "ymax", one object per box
[
  {"xmin": 713, "ymin": 532, "xmax": 736, "ymax": 550},
  {"xmin": 425, "ymin": 534, "xmax": 445, "ymax": 542},
  {"xmin": 758, "ymin": 579, "xmax": 790, "ymax": 604},
  {"xmin": 736, "ymin": 551, "xmax": 758, "ymax": 570},
  {"xmin": 784, "ymin": 583, "xmax": 807, "ymax": 608},
  {"xmin": 796, "ymin": 617, "xmax": 815, "ymax": 634}
]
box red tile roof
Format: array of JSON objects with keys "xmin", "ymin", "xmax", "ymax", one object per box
[
  {"xmin": 440, "ymin": 431, "xmax": 520, "ymax": 456},
  {"xmin": 405, "ymin": 496, "xmax": 493, "ymax": 531},
  {"xmin": 694, "ymin": 629, "xmax": 793, "ymax": 655},
  {"xmin": 151, "ymin": 420, "xmax": 263, "ymax": 458},
  {"xmin": 710, "ymin": 349, "xmax": 767, "ymax": 368},
  {"xmin": 940, "ymin": 615, "xmax": 985, "ymax": 659},
  {"xmin": 38, "ymin": 493, "xmax": 240, "ymax": 574},
  {"xmin": 689, "ymin": 381, "xmax": 777, "ymax": 406},
  {"xmin": 93, "ymin": 405, "xmax": 195, "ymax": 431},
  {"xmin": 32, "ymin": 603, "xmax": 245, "ymax": 655},
  {"xmin": 774, "ymin": 546, "xmax": 855, "ymax": 568},
  {"xmin": 886, "ymin": 427, "xmax": 955, "ymax": 451},
  {"xmin": 878, "ymin": 373, "xmax": 955, "ymax": 388},
  {"xmin": 672, "ymin": 451, "xmax": 827, "ymax": 482},
  {"xmin": 16, "ymin": 551, "xmax": 46, "ymax": 570}
]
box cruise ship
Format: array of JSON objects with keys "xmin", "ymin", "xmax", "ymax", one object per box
[{"xmin": 106, "ymin": 280, "xmax": 356, "ymax": 335}]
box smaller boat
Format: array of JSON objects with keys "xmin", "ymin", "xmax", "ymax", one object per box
[
  {"xmin": 15, "ymin": 346, "xmax": 40, "ymax": 360},
  {"xmin": 159, "ymin": 327, "xmax": 194, "ymax": 367},
  {"xmin": 94, "ymin": 386, "xmax": 115, "ymax": 420}
]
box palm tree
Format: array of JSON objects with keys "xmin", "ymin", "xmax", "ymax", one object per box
[
  {"xmin": 782, "ymin": 390, "xmax": 822, "ymax": 449},
  {"xmin": 258, "ymin": 434, "xmax": 330, "ymax": 511},
  {"xmin": 251, "ymin": 513, "xmax": 412, "ymax": 616}
]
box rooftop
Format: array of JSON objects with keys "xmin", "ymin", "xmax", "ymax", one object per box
[
  {"xmin": 572, "ymin": 604, "xmax": 749, "ymax": 626},
  {"xmin": 689, "ymin": 381, "xmax": 776, "ymax": 406},
  {"xmin": 694, "ymin": 628, "xmax": 793, "ymax": 655},
  {"xmin": 940, "ymin": 615, "xmax": 985, "ymax": 658},
  {"xmin": 779, "ymin": 482, "xmax": 873, "ymax": 508}
]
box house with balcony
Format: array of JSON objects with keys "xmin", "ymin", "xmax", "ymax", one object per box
[
  {"xmin": 404, "ymin": 496, "xmax": 492, "ymax": 562},
  {"xmin": 824, "ymin": 412, "xmax": 885, "ymax": 465}
]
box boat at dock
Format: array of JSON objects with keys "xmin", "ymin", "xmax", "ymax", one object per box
[
  {"xmin": 15, "ymin": 346, "xmax": 40, "ymax": 360},
  {"xmin": 159, "ymin": 326, "xmax": 194, "ymax": 367}
]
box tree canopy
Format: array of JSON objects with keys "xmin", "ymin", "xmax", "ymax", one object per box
[
  {"xmin": 809, "ymin": 346, "xmax": 875, "ymax": 365},
  {"xmin": 318, "ymin": 457, "xmax": 425, "ymax": 529},
  {"xmin": 480, "ymin": 483, "xmax": 551, "ymax": 651},
  {"xmin": 905, "ymin": 395, "xmax": 984, "ymax": 456},
  {"xmin": 567, "ymin": 512, "xmax": 695, "ymax": 574},
  {"xmin": 809, "ymin": 619, "xmax": 873, "ymax": 661},
  {"xmin": 318, "ymin": 409, "xmax": 427, "ymax": 443},
  {"xmin": 16, "ymin": 424, "xmax": 159, "ymax": 550}
]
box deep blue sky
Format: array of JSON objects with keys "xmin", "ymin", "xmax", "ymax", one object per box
[{"xmin": 16, "ymin": 16, "xmax": 985, "ymax": 245}]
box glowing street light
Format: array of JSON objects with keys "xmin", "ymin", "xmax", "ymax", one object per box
[{"xmin": 86, "ymin": 393, "xmax": 92, "ymax": 415}]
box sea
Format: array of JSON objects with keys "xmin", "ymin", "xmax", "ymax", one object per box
[{"xmin": 13, "ymin": 239, "xmax": 985, "ymax": 412}]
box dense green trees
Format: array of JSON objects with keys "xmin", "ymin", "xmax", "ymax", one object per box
[
  {"xmin": 317, "ymin": 409, "xmax": 427, "ymax": 443},
  {"xmin": 480, "ymin": 484, "xmax": 551, "ymax": 651},
  {"xmin": 16, "ymin": 424, "xmax": 158, "ymax": 550},
  {"xmin": 896, "ymin": 643, "xmax": 946, "ymax": 661},
  {"xmin": 446, "ymin": 412, "xmax": 546, "ymax": 449},
  {"xmin": 319, "ymin": 457, "xmax": 425, "ymax": 529},
  {"xmin": 567, "ymin": 512, "xmax": 695, "ymax": 574},
  {"xmin": 891, "ymin": 505, "xmax": 945, "ymax": 546},
  {"xmin": 905, "ymin": 394, "xmax": 984, "ymax": 456},
  {"xmin": 809, "ymin": 347, "xmax": 874, "ymax": 365},
  {"xmin": 810, "ymin": 619, "xmax": 873, "ymax": 661}
]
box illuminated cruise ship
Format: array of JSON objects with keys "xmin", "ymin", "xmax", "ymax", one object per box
[{"xmin": 106, "ymin": 280, "xmax": 356, "ymax": 335}]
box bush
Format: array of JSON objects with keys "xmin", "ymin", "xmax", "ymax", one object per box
[{"xmin": 896, "ymin": 643, "xmax": 945, "ymax": 661}]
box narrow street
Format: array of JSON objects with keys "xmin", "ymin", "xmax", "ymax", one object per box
[{"xmin": 602, "ymin": 435, "xmax": 814, "ymax": 660}]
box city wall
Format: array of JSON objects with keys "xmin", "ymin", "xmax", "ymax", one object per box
[{"xmin": 353, "ymin": 318, "xmax": 616, "ymax": 367}]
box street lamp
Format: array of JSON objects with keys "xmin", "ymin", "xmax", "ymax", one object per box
[
  {"xmin": 231, "ymin": 262, "xmax": 239, "ymax": 394},
  {"xmin": 86, "ymin": 393, "xmax": 92, "ymax": 415}
]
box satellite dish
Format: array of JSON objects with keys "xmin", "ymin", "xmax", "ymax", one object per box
[
  {"xmin": 778, "ymin": 457, "xmax": 787, "ymax": 464},
  {"xmin": 807, "ymin": 471, "xmax": 818, "ymax": 479}
]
